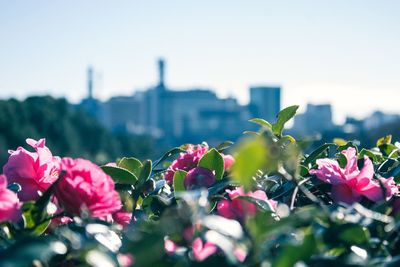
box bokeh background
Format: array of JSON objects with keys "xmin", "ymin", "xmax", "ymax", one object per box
[{"xmin": 0, "ymin": 0, "xmax": 399, "ymax": 165}]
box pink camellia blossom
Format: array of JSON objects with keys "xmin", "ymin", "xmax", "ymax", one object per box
[
  {"xmin": 112, "ymin": 210, "xmax": 133, "ymax": 227},
  {"xmin": 217, "ymin": 187, "xmax": 277, "ymax": 219},
  {"xmin": 3, "ymin": 138, "xmax": 60, "ymax": 201},
  {"xmin": 184, "ymin": 167, "xmax": 216, "ymax": 190},
  {"xmin": 54, "ymin": 158, "xmax": 122, "ymax": 220},
  {"xmin": 310, "ymin": 147, "xmax": 398, "ymax": 204},
  {"xmin": 117, "ymin": 253, "xmax": 134, "ymax": 267},
  {"xmin": 192, "ymin": 237, "xmax": 217, "ymax": 262},
  {"xmin": 0, "ymin": 175, "xmax": 21, "ymax": 222},
  {"xmin": 165, "ymin": 144, "xmax": 208, "ymax": 184},
  {"xmin": 164, "ymin": 239, "xmax": 178, "ymax": 255},
  {"xmin": 234, "ymin": 247, "xmax": 247, "ymax": 263},
  {"xmin": 222, "ymin": 154, "xmax": 235, "ymax": 170}
]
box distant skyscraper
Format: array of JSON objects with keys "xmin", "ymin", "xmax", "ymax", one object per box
[
  {"xmin": 87, "ymin": 66, "xmax": 94, "ymax": 99},
  {"xmin": 249, "ymin": 86, "xmax": 281, "ymax": 122},
  {"xmin": 292, "ymin": 103, "xmax": 334, "ymax": 134},
  {"xmin": 157, "ymin": 58, "xmax": 166, "ymax": 89}
]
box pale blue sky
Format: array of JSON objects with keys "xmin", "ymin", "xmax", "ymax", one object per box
[{"xmin": 0, "ymin": 1, "xmax": 399, "ymax": 122}]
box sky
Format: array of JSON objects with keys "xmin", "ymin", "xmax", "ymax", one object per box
[{"xmin": 0, "ymin": 0, "xmax": 399, "ymax": 123}]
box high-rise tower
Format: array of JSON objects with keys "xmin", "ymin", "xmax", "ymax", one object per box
[
  {"xmin": 87, "ymin": 66, "xmax": 94, "ymax": 99},
  {"xmin": 157, "ymin": 58, "xmax": 165, "ymax": 89}
]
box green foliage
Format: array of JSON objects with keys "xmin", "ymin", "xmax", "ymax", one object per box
[
  {"xmin": 117, "ymin": 157, "xmax": 143, "ymax": 177},
  {"xmin": 0, "ymin": 96, "xmax": 156, "ymax": 166},
  {"xmin": 271, "ymin": 105, "xmax": 299, "ymax": 137},
  {"xmin": 101, "ymin": 165, "xmax": 138, "ymax": 184},
  {"xmin": 173, "ymin": 170, "xmax": 187, "ymax": 192},
  {"xmin": 231, "ymin": 137, "xmax": 267, "ymax": 191},
  {"xmin": 198, "ymin": 148, "xmax": 225, "ymax": 180},
  {"xmin": 249, "ymin": 118, "xmax": 272, "ymax": 129}
]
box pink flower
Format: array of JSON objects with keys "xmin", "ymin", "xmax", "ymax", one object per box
[
  {"xmin": 54, "ymin": 158, "xmax": 122, "ymax": 220},
  {"xmin": 310, "ymin": 147, "xmax": 398, "ymax": 204},
  {"xmin": 222, "ymin": 154, "xmax": 235, "ymax": 170},
  {"xmin": 234, "ymin": 247, "xmax": 247, "ymax": 263},
  {"xmin": 3, "ymin": 138, "xmax": 60, "ymax": 201},
  {"xmin": 165, "ymin": 144, "xmax": 208, "ymax": 184},
  {"xmin": 192, "ymin": 237, "xmax": 217, "ymax": 261},
  {"xmin": 184, "ymin": 167, "xmax": 216, "ymax": 190},
  {"xmin": 112, "ymin": 210, "xmax": 132, "ymax": 227},
  {"xmin": 0, "ymin": 175, "xmax": 21, "ymax": 222},
  {"xmin": 164, "ymin": 239, "xmax": 178, "ymax": 255},
  {"xmin": 217, "ymin": 187, "xmax": 277, "ymax": 219},
  {"xmin": 117, "ymin": 253, "xmax": 134, "ymax": 267}
]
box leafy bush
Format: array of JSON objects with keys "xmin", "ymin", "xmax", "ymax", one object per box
[{"xmin": 1, "ymin": 105, "xmax": 400, "ymax": 267}]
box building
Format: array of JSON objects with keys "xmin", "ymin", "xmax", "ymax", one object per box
[
  {"xmin": 79, "ymin": 59, "xmax": 281, "ymax": 146},
  {"xmin": 249, "ymin": 86, "xmax": 281, "ymax": 123},
  {"xmin": 292, "ymin": 104, "xmax": 335, "ymax": 135}
]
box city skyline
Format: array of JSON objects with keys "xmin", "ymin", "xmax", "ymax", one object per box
[{"xmin": 1, "ymin": 1, "xmax": 400, "ymax": 123}]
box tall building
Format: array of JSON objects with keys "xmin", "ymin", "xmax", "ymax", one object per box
[
  {"xmin": 249, "ymin": 86, "xmax": 281, "ymax": 122},
  {"xmin": 292, "ymin": 104, "xmax": 335, "ymax": 135}
]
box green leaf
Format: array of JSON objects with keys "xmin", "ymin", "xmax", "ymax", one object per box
[
  {"xmin": 237, "ymin": 196, "xmax": 276, "ymax": 212},
  {"xmin": 243, "ymin": 130, "xmax": 260, "ymax": 136},
  {"xmin": 198, "ymin": 148, "xmax": 225, "ymax": 180},
  {"xmin": 101, "ymin": 166, "xmax": 138, "ymax": 184},
  {"xmin": 231, "ymin": 137, "xmax": 267, "ymax": 191},
  {"xmin": 272, "ymin": 105, "xmax": 299, "ymax": 137},
  {"xmin": 377, "ymin": 135, "xmax": 392, "ymax": 146},
  {"xmin": 337, "ymin": 224, "xmax": 370, "ymax": 245},
  {"xmin": 249, "ymin": 118, "xmax": 272, "ymax": 129},
  {"xmin": 379, "ymin": 143, "xmax": 399, "ymax": 158},
  {"xmin": 337, "ymin": 141, "xmax": 358, "ymax": 152},
  {"xmin": 337, "ymin": 153, "xmax": 348, "ymax": 169},
  {"xmin": 21, "ymin": 202, "xmax": 51, "ymax": 236},
  {"xmin": 208, "ymin": 180, "xmax": 240, "ymax": 196},
  {"xmin": 358, "ymin": 148, "xmax": 383, "ymax": 163},
  {"xmin": 303, "ymin": 143, "xmax": 335, "ymax": 166},
  {"xmin": 216, "ymin": 140, "xmax": 234, "ymax": 152},
  {"xmin": 333, "ymin": 138, "xmax": 348, "ymax": 146},
  {"xmin": 139, "ymin": 160, "xmax": 152, "ymax": 184},
  {"xmin": 273, "ymin": 228, "xmax": 316, "ymax": 267},
  {"xmin": 298, "ymin": 165, "xmax": 309, "ymax": 177},
  {"xmin": 117, "ymin": 157, "xmax": 143, "ymax": 177},
  {"xmin": 152, "ymin": 147, "xmax": 184, "ymax": 168},
  {"xmin": 173, "ymin": 170, "xmax": 187, "ymax": 192}
]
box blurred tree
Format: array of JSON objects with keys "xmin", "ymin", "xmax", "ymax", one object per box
[{"xmin": 0, "ymin": 96, "xmax": 156, "ymax": 167}]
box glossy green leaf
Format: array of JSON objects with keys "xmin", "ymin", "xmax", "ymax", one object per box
[
  {"xmin": 21, "ymin": 202, "xmax": 51, "ymax": 236},
  {"xmin": 377, "ymin": 135, "xmax": 392, "ymax": 146},
  {"xmin": 249, "ymin": 118, "xmax": 272, "ymax": 129},
  {"xmin": 117, "ymin": 157, "xmax": 142, "ymax": 177},
  {"xmin": 337, "ymin": 224, "xmax": 370, "ymax": 245},
  {"xmin": 272, "ymin": 105, "xmax": 299, "ymax": 137},
  {"xmin": 273, "ymin": 228, "xmax": 316, "ymax": 267},
  {"xmin": 303, "ymin": 143, "xmax": 335, "ymax": 166},
  {"xmin": 138, "ymin": 160, "xmax": 152, "ymax": 184},
  {"xmin": 208, "ymin": 180, "xmax": 240, "ymax": 196},
  {"xmin": 173, "ymin": 170, "xmax": 187, "ymax": 192},
  {"xmin": 152, "ymin": 147, "xmax": 184, "ymax": 168},
  {"xmin": 231, "ymin": 137, "xmax": 267, "ymax": 191},
  {"xmin": 337, "ymin": 153, "xmax": 348, "ymax": 169},
  {"xmin": 198, "ymin": 148, "xmax": 225, "ymax": 180},
  {"xmin": 216, "ymin": 140, "xmax": 234, "ymax": 152},
  {"xmin": 101, "ymin": 165, "xmax": 138, "ymax": 184}
]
